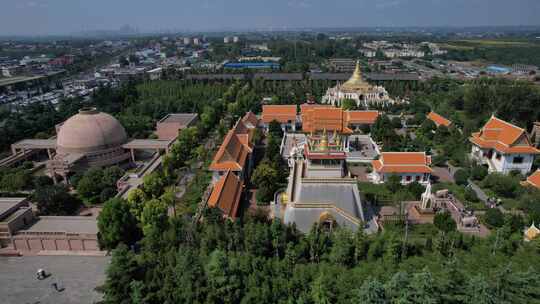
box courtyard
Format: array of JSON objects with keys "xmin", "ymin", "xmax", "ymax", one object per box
[{"xmin": 0, "ymin": 255, "xmax": 109, "ymax": 304}]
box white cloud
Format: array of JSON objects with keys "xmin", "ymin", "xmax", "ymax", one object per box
[
  {"xmin": 375, "ymin": 0, "xmax": 403, "ymax": 9},
  {"xmin": 16, "ymin": 0, "xmax": 48, "ymax": 9},
  {"xmin": 287, "ymin": 0, "xmax": 312, "ymax": 8}
]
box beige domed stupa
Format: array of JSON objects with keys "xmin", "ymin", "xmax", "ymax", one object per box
[
  {"xmin": 57, "ymin": 108, "xmax": 128, "ymax": 154},
  {"xmin": 47, "ymin": 108, "xmax": 131, "ymax": 182}
]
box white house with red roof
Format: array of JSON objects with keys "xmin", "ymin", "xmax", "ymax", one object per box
[
  {"xmin": 370, "ymin": 152, "xmax": 432, "ymax": 185},
  {"xmin": 261, "ymin": 105, "xmax": 298, "ymax": 132},
  {"xmin": 469, "ymin": 116, "xmax": 540, "ymax": 175}
]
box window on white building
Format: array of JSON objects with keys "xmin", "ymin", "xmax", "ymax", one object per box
[{"xmin": 513, "ymin": 156, "xmax": 524, "ymax": 164}]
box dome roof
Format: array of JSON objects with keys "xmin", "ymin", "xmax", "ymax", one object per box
[
  {"xmin": 341, "ymin": 61, "xmax": 373, "ymax": 92},
  {"xmin": 56, "ymin": 108, "xmax": 128, "ymax": 154}
]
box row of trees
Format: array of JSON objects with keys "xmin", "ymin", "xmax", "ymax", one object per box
[
  {"xmin": 100, "ymin": 209, "xmax": 540, "ymax": 304},
  {"xmin": 251, "ymin": 121, "xmax": 288, "ymax": 203}
]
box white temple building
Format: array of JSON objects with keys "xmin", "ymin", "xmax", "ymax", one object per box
[{"xmin": 322, "ymin": 61, "xmax": 396, "ymax": 108}]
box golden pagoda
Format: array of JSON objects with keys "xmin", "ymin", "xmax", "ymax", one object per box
[
  {"xmin": 319, "ymin": 128, "xmax": 329, "ymax": 151},
  {"xmin": 341, "ymin": 60, "xmax": 373, "ymax": 92},
  {"xmin": 524, "ymin": 222, "xmax": 540, "ymax": 241}
]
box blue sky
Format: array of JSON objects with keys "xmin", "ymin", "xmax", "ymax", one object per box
[{"xmin": 1, "ymin": 0, "xmax": 539, "ymax": 35}]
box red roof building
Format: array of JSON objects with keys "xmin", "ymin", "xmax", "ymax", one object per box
[
  {"xmin": 346, "ymin": 110, "xmax": 380, "ymax": 125},
  {"xmin": 208, "ymin": 170, "xmax": 244, "ymax": 219},
  {"xmin": 526, "ymin": 170, "xmax": 540, "ymax": 189},
  {"xmin": 427, "ymin": 111, "xmax": 452, "ymax": 128},
  {"xmin": 261, "ymin": 105, "xmax": 297, "ymax": 124},
  {"xmin": 209, "ymin": 120, "xmax": 253, "ymax": 174},
  {"xmin": 371, "ymin": 152, "xmax": 432, "ymax": 184},
  {"xmin": 469, "ymin": 116, "xmax": 539, "ymax": 174},
  {"xmin": 241, "ymin": 111, "xmax": 259, "ymax": 129},
  {"xmin": 301, "ymin": 105, "xmax": 353, "ymax": 134}
]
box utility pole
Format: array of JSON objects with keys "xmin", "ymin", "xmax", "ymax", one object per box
[
  {"xmin": 402, "ymin": 200, "xmax": 409, "ymax": 258},
  {"xmin": 492, "ymin": 229, "xmax": 500, "ymax": 255},
  {"xmin": 294, "ymin": 40, "xmax": 297, "ymax": 61}
]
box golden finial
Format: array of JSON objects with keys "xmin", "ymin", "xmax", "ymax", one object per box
[
  {"xmin": 353, "ymin": 60, "xmax": 362, "ymax": 78},
  {"xmin": 319, "ymin": 128, "xmax": 328, "ymax": 151},
  {"xmin": 342, "ymin": 59, "xmax": 369, "ymax": 89}
]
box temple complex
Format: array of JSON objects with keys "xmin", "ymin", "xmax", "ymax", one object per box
[
  {"xmin": 274, "ymin": 126, "xmax": 376, "ymax": 233},
  {"xmin": 322, "ymin": 61, "xmax": 396, "ymax": 108}
]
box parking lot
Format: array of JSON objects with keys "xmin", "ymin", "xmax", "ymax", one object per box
[{"xmin": 0, "ymin": 255, "xmax": 110, "ymax": 304}]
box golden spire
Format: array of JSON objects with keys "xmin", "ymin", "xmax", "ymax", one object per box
[
  {"xmin": 352, "ymin": 60, "xmax": 362, "ymax": 80},
  {"xmin": 319, "ymin": 128, "xmax": 328, "ymax": 151},
  {"xmin": 342, "ymin": 60, "xmax": 370, "ymax": 90}
]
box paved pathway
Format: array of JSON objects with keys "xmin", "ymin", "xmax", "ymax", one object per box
[
  {"xmin": 467, "ymin": 179, "xmax": 489, "ymax": 203},
  {"xmin": 432, "ymin": 166, "xmax": 454, "ymax": 183},
  {"xmin": 349, "ymin": 166, "xmax": 370, "ymax": 182}
]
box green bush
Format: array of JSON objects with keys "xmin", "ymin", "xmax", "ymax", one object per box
[
  {"xmin": 454, "ymin": 169, "xmax": 469, "ymax": 186},
  {"xmin": 255, "ymin": 185, "xmax": 274, "ymax": 205},
  {"xmin": 431, "ymin": 154, "xmax": 448, "ymax": 167},
  {"xmin": 406, "ymin": 182, "xmax": 425, "ymax": 199},
  {"xmin": 391, "ymin": 117, "xmax": 403, "ymax": 129},
  {"xmin": 470, "ymin": 165, "xmax": 488, "ymax": 181},
  {"xmin": 482, "ymin": 173, "xmax": 521, "ymax": 198},
  {"xmin": 433, "ymin": 212, "xmax": 456, "ymax": 233},
  {"xmin": 464, "ymin": 187, "xmax": 479, "ymax": 202},
  {"xmin": 22, "ymin": 161, "xmax": 34, "ymax": 170},
  {"xmin": 484, "ymin": 208, "xmax": 504, "ymax": 228}
]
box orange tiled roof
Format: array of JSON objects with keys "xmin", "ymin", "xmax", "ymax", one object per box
[
  {"xmin": 372, "ymin": 152, "xmax": 432, "ymax": 174},
  {"xmin": 527, "ymin": 170, "xmax": 540, "ymax": 189},
  {"xmin": 301, "ymin": 104, "xmax": 353, "ymax": 134},
  {"xmin": 242, "ymin": 111, "xmax": 259, "ymax": 128},
  {"xmin": 300, "ymin": 103, "xmax": 327, "ymax": 112},
  {"xmin": 346, "ymin": 110, "xmax": 380, "ymax": 125},
  {"xmin": 427, "ymin": 111, "xmax": 452, "ymax": 128},
  {"xmin": 469, "ymin": 116, "xmax": 540, "ymax": 154},
  {"xmin": 209, "ymin": 120, "xmax": 252, "ymax": 172},
  {"xmin": 208, "ymin": 170, "xmax": 243, "ymax": 218},
  {"xmin": 261, "ymin": 105, "xmax": 297, "ymax": 124}
]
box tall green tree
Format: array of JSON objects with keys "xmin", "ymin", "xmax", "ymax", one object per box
[
  {"xmin": 33, "ymin": 184, "xmax": 80, "ymax": 215},
  {"xmin": 103, "ymin": 244, "xmax": 140, "ymax": 304},
  {"xmin": 206, "ymin": 250, "xmax": 242, "ymax": 304},
  {"xmin": 356, "ymin": 278, "xmax": 387, "ymax": 304},
  {"xmin": 97, "ymin": 198, "xmax": 142, "ymax": 250}
]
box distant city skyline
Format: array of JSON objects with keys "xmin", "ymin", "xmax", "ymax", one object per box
[{"xmin": 1, "ymin": 0, "xmax": 539, "ymax": 36}]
